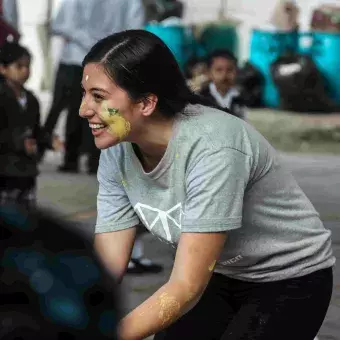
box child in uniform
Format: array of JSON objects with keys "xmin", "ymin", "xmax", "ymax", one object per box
[
  {"xmin": 199, "ymin": 49, "xmax": 247, "ymax": 120},
  {"xmin": 0, "ymin": 42, "xmax": 62, "ymax": 210}
]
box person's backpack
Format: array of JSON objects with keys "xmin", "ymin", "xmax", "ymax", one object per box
[
  {"xmin": 271, "ymin": 54, "xmax": 339, "ymax": 113},
  {"xmin": 236, "ymin": 62, "xmax": 264, "ymax": 108}
]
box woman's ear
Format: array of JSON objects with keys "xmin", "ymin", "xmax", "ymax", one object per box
[{"xmin": 139, "ymin": 93, "xmax": 158, "ymax": 117}]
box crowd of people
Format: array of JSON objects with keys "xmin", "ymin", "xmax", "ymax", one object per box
[{"xmin": 0, "ymin": 1, "xmax": 336, "ymax": 340}]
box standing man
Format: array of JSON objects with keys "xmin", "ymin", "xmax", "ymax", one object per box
[{"xmin": 42, "ymin": 0, "xmax": 145, "ymax": 174}]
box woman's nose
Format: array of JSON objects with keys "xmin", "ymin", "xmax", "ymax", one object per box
[{"xmin": 79, "ymin": 100, "xmax": 93, "ymax": 118}]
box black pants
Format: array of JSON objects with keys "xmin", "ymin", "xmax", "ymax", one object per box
[
  {"xmin": 44, "ymin": 63, "xmax": 100, "ymax": 170},
  {"xmin": 154, "ymin": 267, "xmax": 333, "ymax": 340}
]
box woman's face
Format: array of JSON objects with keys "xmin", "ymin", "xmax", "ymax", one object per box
[{"xmin": 80, "ymin": 63, "xmax": 143, "ymax": 150}]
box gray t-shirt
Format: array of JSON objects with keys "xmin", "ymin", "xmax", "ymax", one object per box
[{"xmin": 95, "ymin": 104, "xmax": 335, "ymax": 282}]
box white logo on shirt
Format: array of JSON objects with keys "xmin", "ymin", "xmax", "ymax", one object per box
[
  {"xmin": 220, "ymin": 255, "xmax": 243, "ymax": 266},
  {"xmin": 134, "ymin": 202, "xmax": 183, "ymax": 242}
]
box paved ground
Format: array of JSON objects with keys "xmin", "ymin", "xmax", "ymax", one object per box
[{"xmin": 37, "ymin": 152, "xmax": 340, "ymax": 340}]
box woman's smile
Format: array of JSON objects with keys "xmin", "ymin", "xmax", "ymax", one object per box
[{"xmin": 88, "ymin": 121, "xmax": 108, "ymax": 137}]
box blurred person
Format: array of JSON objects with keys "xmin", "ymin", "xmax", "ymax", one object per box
[
  {"xmin": 185, "ymin": 57, "xmax": 209, "ymax": 93},
  {"xmin": 80, "ymin": 30, "xmax": 334, "ymax": 340},
  {"xmin": 0, "ymin": 42, "xmax": 62, "ymax": 211},
  {"xmin": 0, "ymin": 204, "xmax": 120, "ymax": 339},
  {"xmin": 199, "ymin": 49, "xmax": 247, "ymax": 120},
  {"xmin": 41, "ymin": 0, "xmax": 145, "ymax": 174}
]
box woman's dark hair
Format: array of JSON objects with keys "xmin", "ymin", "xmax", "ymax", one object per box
[
  {"xmin": 0, "ymin": 42, "xmax": 31, "ymax": 66},
  {"xmin": 83, "ymin": 30, "xmax": 218, "ymax": 117},
  {"xmin": 207, "ymin": 49, "xmax": 238, "ymax": 68}
]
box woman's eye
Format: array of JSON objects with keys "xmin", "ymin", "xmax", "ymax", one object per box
[{"xmin": 93, "ymin": 94, "xmax": 104, "ymax": 102}]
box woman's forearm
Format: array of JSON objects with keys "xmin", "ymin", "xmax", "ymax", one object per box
[{"xmin": 118, "ymin": 280, "xmax": 201, "ymax": 340}]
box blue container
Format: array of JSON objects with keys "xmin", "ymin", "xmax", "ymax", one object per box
[
  {"xmin": 298, "ymin": 32, "xmax": 314, "ymax": 55},
  {"xmin": 198, "ymin": 24, "xmax": 238, "ymax": 57},
  {"xmin": 249, "ymin": 30, "xmax": 298, "ymax": 108},
  {"xmin": 144, "ymin": 24, "xmax": 195, "ymax": 71},
  {"xmin": 310, "ymin": 32, "xmax": 340, "ymax": 105}
]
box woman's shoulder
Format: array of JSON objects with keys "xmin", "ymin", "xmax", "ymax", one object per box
[
  {"xmin": 100, "ymin": 143, "xmax": 128, "ymax": 166},
  {"xmin": 179, "ymin": 104, "xmax": 278, "ymax": 170},
  {"xmin": 181, "ymin": 105, "xmax": 252, "ymax": 150}
]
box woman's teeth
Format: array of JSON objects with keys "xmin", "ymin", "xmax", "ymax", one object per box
[{"xmin": 89, "ymin": 123, "xmax": 106, "ymax": 130}]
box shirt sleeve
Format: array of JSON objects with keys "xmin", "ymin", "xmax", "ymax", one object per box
[
  {"xmin": 95, "ymin": 150, "xmax": 140, "ymax": 234},
  {"xmin": 181, "ymin": 147, "xmax": 252, "ymax": 232},
  {"xmin": 2, "ymin": 0, "xmax": 18, "ymax": 30},
  {"xmin": 124, "ymin": 0, "xmax": 145, "ymax": 29},
  {"xmin": 51, "ymin": 0, "xmax": 93, "ymax": 50}
]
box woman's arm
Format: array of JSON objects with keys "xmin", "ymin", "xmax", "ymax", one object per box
[
  {"xmin": 119, "ymin": 147, "xmax": 252, "ymax": 340},
  {"xmin": 94, "ymin": 150, "xmax": 141, "ymax": 282},
  {"xmin": 119, "ymin": 231, "xmax": 228, "ymax": 340},
  {"xmin": 94, "ymin": 227, "xmax": 137, "ymax": 283}
]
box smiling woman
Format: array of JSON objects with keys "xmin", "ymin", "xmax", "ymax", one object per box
[
  {"xmin": 81, "ymin": 30, "xmax": 335, "ymax": 340},
  {"xmin": 79, "ymin": 30, "xmax": 216, "ymax": 151}
]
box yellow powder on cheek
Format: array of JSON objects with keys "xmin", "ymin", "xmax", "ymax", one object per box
[
  {"xmin": 208, "ymin": 260, "xmax": 216, "ymax": 272},
  {"xmin": 99, "ymin": 102, "xmax": 131, "ymax": 140},
  {"xmin": 158, "ymin": 293, "xmax": 181, "ymax": 325}
]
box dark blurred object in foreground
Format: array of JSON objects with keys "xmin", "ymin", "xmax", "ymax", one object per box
[
  {"xmin": 236, "ymin": 62, "xmax": 264, "ymax": 108},
  {"xmin": 0, "ymin": 205, "xmax": 120, "ymax": 340},
  {"xmin": 271, "ymin": 54, "xmax": 339, "ymax": 113}
]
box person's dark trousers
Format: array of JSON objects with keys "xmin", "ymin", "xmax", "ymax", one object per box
[
  {"xmin": 43, "ymin": 63, "xmax": 75, "ymax": 136},
  {"xmin": 41, "ymin": 63, "xmax": 81, "ymax": 170},
  {"xmin": 43, "ymin": 63, "xmax": 99, "ymax": 172},
  {"xmin": 61, "ymin": 64, "xmax": 83, "ymax": 170},
  {"xmin": 65, "ymin": 66, "xmax": 100, "ymax": 173},
  {"xmin": 154, "ymin": 267, "xmax": 333, "ymax": 340}
]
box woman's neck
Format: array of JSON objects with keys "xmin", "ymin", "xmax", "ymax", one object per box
[{"xmin": 130, "ymin": 115, "xmax": 175, "ymax": 169}]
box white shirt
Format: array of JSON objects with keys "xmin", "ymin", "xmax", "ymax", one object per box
[
  {"xmin": 52, "ymin": 0, "xmax": 145, "ymax": 66},
  {"xmin": 209, "ymin": 83, "xmax": 247, "ymax": 120},
  {"xmin": 209, "ymin": 83, "xmax": 241, "ymax": 108},
  {"xmin": 1, "ymin": 0, "xmax": 18, "ymax": 30}
]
